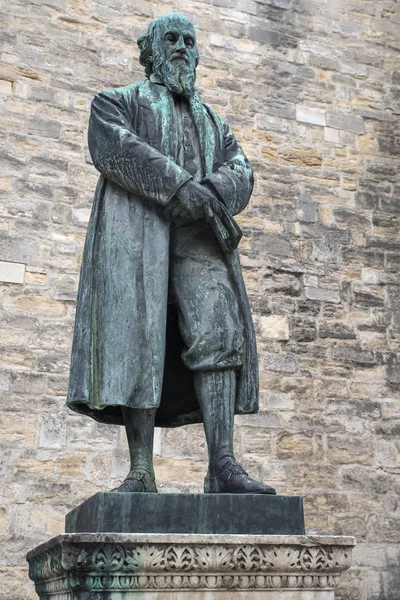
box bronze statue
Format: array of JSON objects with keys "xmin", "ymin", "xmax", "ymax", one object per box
[{"xmin": 67, "ymin": 13, "xmax": 275, "ymax": 495}]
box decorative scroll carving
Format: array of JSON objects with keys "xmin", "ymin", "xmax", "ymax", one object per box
[{"xmin": 28, "ymin": 537, "xmax": 354, "ymax": 594}]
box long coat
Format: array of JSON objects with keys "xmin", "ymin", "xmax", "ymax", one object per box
[{"xmin": 67, "ymin": 79, "xmax": 259, "ymax": 427}]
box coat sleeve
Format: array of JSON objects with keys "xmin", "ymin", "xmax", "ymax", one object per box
[
  {"xmin": 202, "ymin": 119, "xmax": 254, "ymax": 216},
  {"xmin": 88, "ymin": 88, "xmax": 192, "ymax": 206}
]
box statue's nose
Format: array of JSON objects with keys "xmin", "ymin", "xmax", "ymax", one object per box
[{"xmin": 175, "ymin": 35, "xmax": 186, "ymax": 51}]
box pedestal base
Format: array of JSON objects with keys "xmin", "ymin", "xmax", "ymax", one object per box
[{"xmin": 27, "ymin": 533, "xmax": 355, "ymax": 599}]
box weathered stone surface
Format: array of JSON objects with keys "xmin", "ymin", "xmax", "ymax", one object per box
[
  {"xmin": 330, "ymin": 345, "xmax": 376, "ymax": 366},
  {"xmin": 262, "ymin": 352, "xmax": 298, "ymax": 373},
  {"xmin": 27, "ymin": 533, "xmax": 355, "ymax": 598},
  {"xmin": 304, "ymin": 287, "xmax": 340, "ymax": 304},
  {"xmin": 258, "ymin": 314, "xmax": 290, "ymax": 340},
  {"xmin": 0, "ymin": 261, "xmax": 25, "ymax": 284},
  {"xmin": 1, "ymin": 0, "xmax": 399, "ymax": 598},
  {"xmin": 324, "ymin": 127, "xmax": 340, "ymax": 143},
  {"xmin": 326, "ymin": 110, "xmax": 365, "ymax": 134},
  {"xmin": 296, "ymin": 105, "xmax": 326, "ymax": 126},
  {"xmin": 296, "ymin": 198, "xmax": 318, "ymax": 223}
]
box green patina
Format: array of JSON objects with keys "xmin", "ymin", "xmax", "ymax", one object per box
[{"xmin": 66, "ymin": 13, "xmax": 271, "ymax": 496}]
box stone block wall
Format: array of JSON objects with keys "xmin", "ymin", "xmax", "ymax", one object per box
[{"xmin": 0, "ymin": 0, "xmax": 399, "ymax": 598}]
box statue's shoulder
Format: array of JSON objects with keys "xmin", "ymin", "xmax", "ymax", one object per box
[
  {"xmin": 96, "ymin": 81, "xmax": 143, "ymax": 101},
  {"xmin": 199, "ymin": 98, "xmax": 227, "ymax": 129},
  {"xmin": 96, "ymin": 80, "xmax": 164, "ymax": 106},
  {"xmin": 199, "ymin": 98, "xmax": 228, "ymax": 144},
  {"xmin": 90, "ymin": 82, "xmax": 150, "ymax": 115},
  {"xmin": 201, "ymin": 99, "xmax": 219, "ymax": 117}
]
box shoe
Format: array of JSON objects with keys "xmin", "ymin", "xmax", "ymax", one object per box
[
  {"xmin": 111, "ymin": 469, "xmax": 158, "ymax": 493},
  {"xmin": 204, "ymin": 459, "xmax": 276, "ymax": 494}
]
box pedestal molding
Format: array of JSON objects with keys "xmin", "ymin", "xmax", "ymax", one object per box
[{"xmin": 28, "ymin": 534, "xmax": 355, "ymax": 593}]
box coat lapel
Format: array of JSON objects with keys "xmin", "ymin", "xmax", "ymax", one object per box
[
  {"xmin": 137, "ymin": 80, "xmax": 179, "ymax": 161},
  {"xmin": 189, "ymin": 90, "xmax": 218, "ymax": 176}
]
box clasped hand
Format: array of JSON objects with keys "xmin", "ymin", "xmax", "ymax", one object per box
[{"xmin": 164, "ymin": 180, "xmax": 221, "ymax": 223}]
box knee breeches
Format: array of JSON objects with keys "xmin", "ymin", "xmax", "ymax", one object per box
[{"xmin": 169, "ymin": 221, "xmax": 244, "ymax": 371}]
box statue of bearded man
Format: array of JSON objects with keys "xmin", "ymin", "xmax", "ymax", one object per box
[{"xmin": 67, "ymin": 13, "xmax": 275, "ymax": 495}]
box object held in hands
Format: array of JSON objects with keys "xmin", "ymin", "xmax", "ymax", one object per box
[{"xmin": 204, "ymin": 201, "xmax": 242, "ymax": 253}]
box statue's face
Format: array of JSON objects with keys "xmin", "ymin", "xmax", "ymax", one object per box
[
  {"xmin": 158, "ymin": 16, "xmax": 197, "ymax": 70},
  {"xmin": 151, "ymin": 14, "xmax": 199, "ymax": 97}
]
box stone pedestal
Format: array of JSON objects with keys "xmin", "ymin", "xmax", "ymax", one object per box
[{"xmin": 27, "ymin": 533, "xmax": 355, "ymax": 599}]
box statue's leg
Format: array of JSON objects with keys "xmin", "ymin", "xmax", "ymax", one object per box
[
  {"xmin": 112, "ymin": 407, "xmax": 158, "ymax": 493},
  {"xmin": 194, "ymin": 369, "xmax": 276, "ymax": 494},
  {"xmin": 170, "ymin": 223, "xmax": 275, "ymax": 494},
  {"xmin": 193, "ymin": 369, "xmax": 235, "ymax": 471}
]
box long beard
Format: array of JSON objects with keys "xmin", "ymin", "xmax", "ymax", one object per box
[{"xmin": 153, "ymin": 53, "xmax": 196, "ymax": 98}]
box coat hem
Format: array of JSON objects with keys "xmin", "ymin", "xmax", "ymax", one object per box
[{"xmin": 66, "ymin": 400, "xmax": 258, "ymax": 428}]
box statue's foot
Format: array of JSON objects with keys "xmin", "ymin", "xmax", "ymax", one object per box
[
  {"xmin": 204, "ymin": 459, "xmax": 276, "ymax": 495},
  {"xmin": 111, "ymin": 469, "xmax": 158, "ymax": 493}
]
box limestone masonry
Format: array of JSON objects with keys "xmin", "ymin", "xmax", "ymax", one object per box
[{"xmin": 0, "ymin": 0, "xmax": 399, "ymax": 599}]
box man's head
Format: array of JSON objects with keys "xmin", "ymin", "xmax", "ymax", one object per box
[{"xmin": 138, "ymin": 13, "xmax": 199, "ymax": 98}]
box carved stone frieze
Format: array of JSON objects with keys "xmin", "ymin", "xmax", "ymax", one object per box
[{"xmin": 27, "ymin": 534, "xmax": 355, "ymax": 595}]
